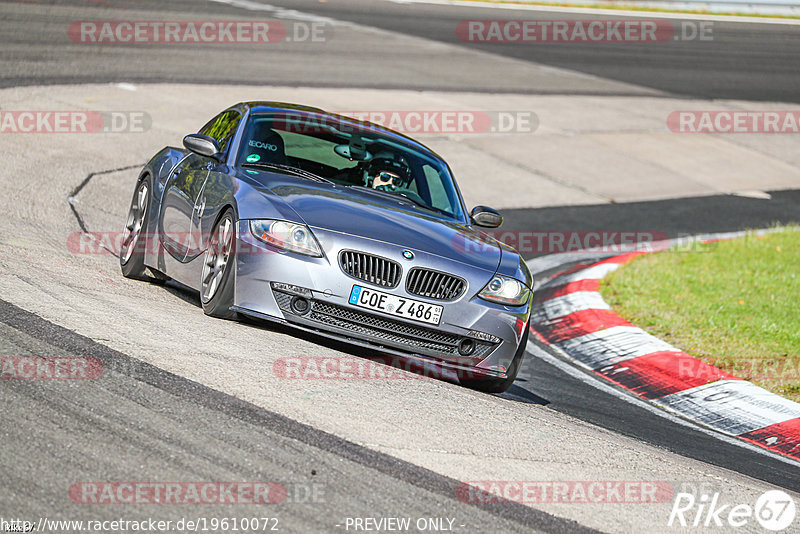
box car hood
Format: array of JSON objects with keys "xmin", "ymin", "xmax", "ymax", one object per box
[{"xmin": 236, "ymin": 173, "xmax": 501, "ymax": 272}]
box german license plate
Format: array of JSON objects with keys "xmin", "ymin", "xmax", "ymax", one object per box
[{"xmin": 348, "ymin": 285, "xmax": 443, "ymax": 326}]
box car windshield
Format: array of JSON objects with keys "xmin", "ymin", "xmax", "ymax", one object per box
[{"xmin": 237, "ymin": 112, "xmax": 465, "ymax": 220}]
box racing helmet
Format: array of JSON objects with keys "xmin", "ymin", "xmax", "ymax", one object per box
[{"xmin": 364, "ymin": 152, "xmax": 412, "ymax": 191}]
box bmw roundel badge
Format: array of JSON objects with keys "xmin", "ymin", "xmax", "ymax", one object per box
[{"xmin": 402, "ymin": 250, "xmax": 414, "ymax": 260}]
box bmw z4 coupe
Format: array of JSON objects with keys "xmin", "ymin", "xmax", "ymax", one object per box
[{"xmin": 121, "ymin": 102, "xmax": 532, "ymax": 393}]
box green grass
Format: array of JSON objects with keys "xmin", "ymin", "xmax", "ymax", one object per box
[
  {"xmin": 600, "ymin": 227, "xmax": 800, "ymax": 402},
  {"xmin": 456, "ymin": 0, "xmax": 800, "ymax": 19}
]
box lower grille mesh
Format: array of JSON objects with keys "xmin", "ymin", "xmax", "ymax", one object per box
[{"xmin": 272, "ymin": 289, "xmax": 496, "ymax": 360}]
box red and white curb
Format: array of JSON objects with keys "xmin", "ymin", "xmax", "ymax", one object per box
[{"xmin": 529, "ymin": 245, "xmax": 800, "ymax": 462}]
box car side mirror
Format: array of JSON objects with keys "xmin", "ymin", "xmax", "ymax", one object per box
[
  {"xmin": 183, "ymin": 134, "xmax": 222, "ymax": 160},
  {"xmin": 470, "ymin": 206, "xmax": 503, "ymax": 228}
]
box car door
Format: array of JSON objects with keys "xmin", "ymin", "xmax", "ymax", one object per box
[
  {"xmin": 160, "ymin": 153, "xmax": 213, "ymax": 261},
  {"xmin": 160, "ymin": 109, "xmax": 241, "ymax": 262}
]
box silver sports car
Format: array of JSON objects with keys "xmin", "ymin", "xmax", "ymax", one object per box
[{"xmin": 121, "ymin": 102, "xmax": 532, "ymax": 393}]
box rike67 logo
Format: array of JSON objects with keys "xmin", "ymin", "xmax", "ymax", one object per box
[{"xmin": 669, "ymin": 489, "xmax": 796, "ymax": 531}]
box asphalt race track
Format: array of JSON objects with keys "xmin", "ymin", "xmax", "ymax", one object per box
[
  {"xmin": 1, "ymin": 1, "xmax": 799, "ymax": 533},
  {"xmin": 5, "ymin": 0, "xmax": 800, "ymax": 101},
  {"xmin": 257, "ymin": 0, "xmax": 800, "ymax": 103},
  {"xmin": 0, "ymin": 299, "xmax": 588, "ymax": 534}
]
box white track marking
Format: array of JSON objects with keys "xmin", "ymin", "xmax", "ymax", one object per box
[
  {"xmin": 525, "ymin": 227, "xmax": 800, "ymax": 465},
  {"xmin": 389, "ymin": 0, "xmax": 800, "ymax": 25},
  {"xmin": 655, "ymin": 380, "xmax": 800, "ymax": 436},
  {"xmin": 527, "ymin": 252, "xmax": 612, "ymax": 282},
  {"xmin": 554, "ymin": 325, "xmax": 680, "ymax": 369},
  {"xmin": 734, "ymin": 190, "xmax": 772, "ymax": 199},
  {"xmin": 548, "ymin": 262, "xmax": 621, "ymax": 285},
  {"xmin": 525, "ymin": 342, "xmax": 800, "ymax": 466},
  {"xmin": 208, "ymin": 0, "xmax": 341, "ymax": 23},
  {"xmin": 533, "ymin": 291, "xmax": 610, "ymax": 319}
]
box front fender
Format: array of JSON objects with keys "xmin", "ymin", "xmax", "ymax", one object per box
[
  {"xmin": 196, "ymin": 172, "xmax": 303, "ymax": 256},
  {"xmin": 496, "ymin": 241, "xmax": 533, "ymax": 289},
  {"xmin": 232, "ymin": 179, "xmax": 306, "ymax": 223}
]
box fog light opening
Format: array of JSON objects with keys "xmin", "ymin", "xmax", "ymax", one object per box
[
  {"xmin": 290, "ymin": 296, "xmax": 310, "ymax": 315},
  {"xmin": 458, "ymin": 338, "xmax": 476, "ymax": 356}
]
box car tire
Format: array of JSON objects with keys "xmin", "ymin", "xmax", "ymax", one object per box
[
  {"xmin": 120, "ymin": 176, "xmax": 167, "ymax": 282},
  {"xmin": 467, "ymin": 322, "xmax": 529, "ymax": 394},
  {"xmin": 200, "ymin": 208, "xmax": 239, "ymax": 320}
]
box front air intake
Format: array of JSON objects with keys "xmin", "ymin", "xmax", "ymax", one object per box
[
  {"xmin": 338, "ymin": 250, "xmax": 402, "ymax": 288},
  {"xmin": 406, "ymin": 268, "xmax": 466, "ymax": 301}
]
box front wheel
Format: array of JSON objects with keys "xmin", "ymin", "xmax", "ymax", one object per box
[
  {"xmin": 121, "ymin": 178, "xmax": 159, "ymax": 281},
  {"xmin": 201, "ymin": 209, "xmax": 238, "ymax": 319}
]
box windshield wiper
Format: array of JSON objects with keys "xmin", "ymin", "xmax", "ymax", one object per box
[
  {"xmin": 396, "ymin": 192, "xmax": 444, "ymax": 213},
  {"xmin": 242, "ymin": 162, "xmax": 333, "ymax": 183}
]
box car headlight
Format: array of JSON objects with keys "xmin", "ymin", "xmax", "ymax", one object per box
[
  {"xmin": 249, "ymin": 219, "xmax": 322, "ymax": 257},
  {"xmin": 478, "ymin": 274, "xmax": 531, "ymax": 306}
]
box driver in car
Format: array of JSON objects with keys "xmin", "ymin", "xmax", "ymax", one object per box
[{"xmin": 365, "ymin": 152, "xmax": 413, "ymax": 192}]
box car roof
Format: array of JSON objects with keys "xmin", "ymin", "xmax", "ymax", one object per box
[{"xmin": 234, "ymin": 101, "xmax": 442, "ymax": 159}]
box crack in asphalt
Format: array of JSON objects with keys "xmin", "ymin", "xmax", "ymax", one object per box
[{"xmin": 67, "ymin": 164, "xmax": 143, "ymax": 254}]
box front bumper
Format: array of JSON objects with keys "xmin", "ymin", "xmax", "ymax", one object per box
[{"xmin": 233, "ymin": 221, "xmax": 531, "ymax": 377}]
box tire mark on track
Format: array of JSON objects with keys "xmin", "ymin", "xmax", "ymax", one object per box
[{"xmin": 0, "ymin": 297, "xmax": 598, "ymax": 534}]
